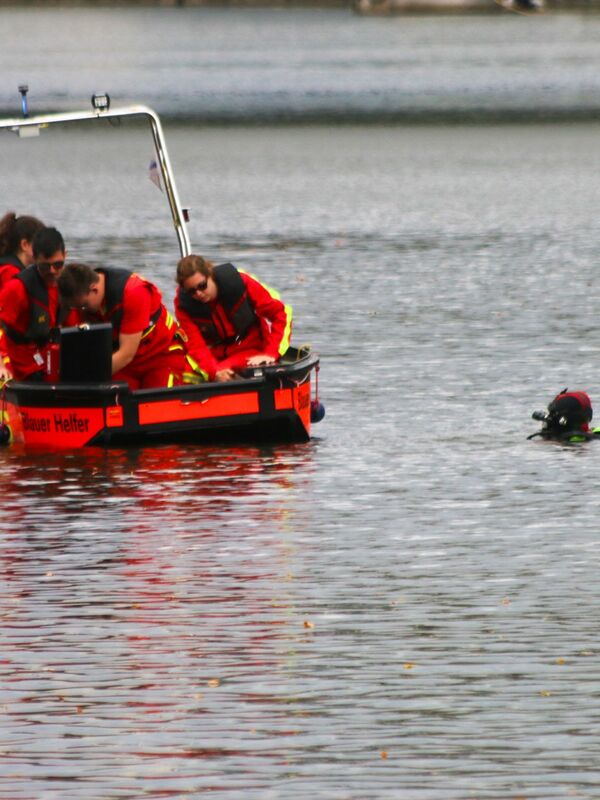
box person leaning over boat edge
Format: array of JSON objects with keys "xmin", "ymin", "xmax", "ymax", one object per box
[
  {"xmin": 0, "ymin": 211, "xmax": 46, "ymax": 380},
  {"xmin": 0, "ymin": 227, "xmax": 77, "ymax": 383},
  {"xmin": 174, "ymin": 255, "xmax": 293, "ymax": 381},
  {"xmin": 57, "ymin": 262, "xmax": 199, "ymax": 390}
]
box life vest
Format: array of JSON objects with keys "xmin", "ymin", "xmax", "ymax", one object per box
[
  {"xmin": 1, "ymin": 265, "xmax": 59, "ymax": 345},
  {"xmin": 177, "ymin": 262, "xmax": 257, "ymax": 346},
  {"xmin": 0, "ymin": 254, "xmax": 25, "ymax": 293},
  {"xmin": 0, "ymin": 254, "xmax": 25, "ymax": 272},
  {"xmin": 98, "ymin": 267, "xmax": 162, "ymax": 341}
]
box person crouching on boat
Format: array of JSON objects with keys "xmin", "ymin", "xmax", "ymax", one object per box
[
  {"xmin": 0, "ymin": 227, "xmax": 78, "ymax": 382},
  {"xmin": 174, "ymin": 255, "xmax": 293, "ymax": 381},
  {"xmin": 57, "ymin": 262, "xmax": 193, "ymax": 390},
  {"xmin": 0, "ymin": 212, "xmax": 46, "ymax": 381}
]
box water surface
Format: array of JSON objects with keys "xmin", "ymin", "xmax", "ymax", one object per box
[{"xmin": 2, "ymin": 8, "xmax": 600, "ymax": 799}]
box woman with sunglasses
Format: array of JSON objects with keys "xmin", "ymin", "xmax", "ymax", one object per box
[{"xmin": 174, "ymin": 255, "xmax": 293, "ymax": 382}]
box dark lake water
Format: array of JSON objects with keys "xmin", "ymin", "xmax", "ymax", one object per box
[{"xmin": 2, "ymin": 7, "xmax": 600, "ymax": 800}]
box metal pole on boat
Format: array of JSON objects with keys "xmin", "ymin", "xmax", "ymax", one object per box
[
  {"xmin": 18, "ymin": 85, "xmax": 29, "ymax": 118},
  {"xmin": 144, "ymin": 108, "xmax": 192, "ymax": 258},
  {"xmin": 0, "ymin": 99, "xmax": 192, "ymax": 259}
]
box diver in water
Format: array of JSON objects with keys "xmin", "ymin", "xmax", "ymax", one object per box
[{"xmin": 528, "ymin": 389, "xmax": 600, "ymax": 442}]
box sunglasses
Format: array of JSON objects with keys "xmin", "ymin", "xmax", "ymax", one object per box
[
  {"xmin": 186, "ymin": 278, "xmax": 209, "ymax": 296},
  {"xmin": 37, "ymin": 260, "xmax": 65, "ymax": 271}
]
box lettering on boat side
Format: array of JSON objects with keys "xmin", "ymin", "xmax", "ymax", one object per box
[
  {"xmin": 13, "ymin": 405, "xmax": 105, "ymax": 447},
  {"xmin": 296, "ymin": 383, "xmax": 310, "ymax": 411},
  {"xmin": 21, "ymin": 411, "xmax": 90, "ymax": 434}
]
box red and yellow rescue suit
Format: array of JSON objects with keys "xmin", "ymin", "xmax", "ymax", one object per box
[
  {"xmin": 0, "ymin": 264, "xmax": 79, "ymax": 381},
  {"xmin": 174, "ymin": 263, "xmax": 293, "ymax": 380},
  {"xmin": 73, "ymin": 268, "xmax": 194, "ymax": 390}
]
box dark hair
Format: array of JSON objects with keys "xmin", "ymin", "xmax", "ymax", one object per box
[
  {"xmin": 32, "ymin": 227, "xmax": 65, "ymax": 260},
  {"xmin": 0, "ymin": 211, "xmax": 45, "ymax": 256},
  {"xmin": 57, "ymin": 263, "xmax": 99, "ymax": 304},
  {"xmin": 176, "ymin": 254, "xmax": 214, "ymax": 286}
]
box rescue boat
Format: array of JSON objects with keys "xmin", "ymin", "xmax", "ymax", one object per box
[{"xmin": 0, "ymin": 91, "xmax": 323, "ymax": 448}]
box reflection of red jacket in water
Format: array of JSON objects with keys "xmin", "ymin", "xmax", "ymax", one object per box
[
  {"xmin": 74, "ymin": 268, "xmax": 189, "ymax": 390},
  {"xmin": 174, "ymin": 263, "xmax": 293, "ymax": 379}
]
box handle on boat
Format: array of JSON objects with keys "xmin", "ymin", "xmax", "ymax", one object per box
[{"xmin": 18, "ymin": 85, "xmax": 29, "ymax": 118}]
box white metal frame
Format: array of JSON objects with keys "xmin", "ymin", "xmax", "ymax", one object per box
[{"xmin": 0, "ymin": 103, "xmax": 191, "ymax": 257}]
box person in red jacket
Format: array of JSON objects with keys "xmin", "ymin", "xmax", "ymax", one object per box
[
  {"xmin": 0, "ymin": 211, "xmax": 46, "ymax": 379},
  {"xmin": 57, "ymin": 262, "xmax": 192, "ymax": 390},
  {"xmin": 0, "ymin": 211, "xmax": 45, "ymax": 290},
  {"xmin": 0, "ymin": 227, "xmax": 76, "ymax": 382},
  {"xmin": 174, "ymin": 255, "xmax": 293, "ymax": 381}
]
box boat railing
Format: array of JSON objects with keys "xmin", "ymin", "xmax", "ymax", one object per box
[{"xmin": 0, "ymin": 97, "xmax": 191, "ymax": 258}]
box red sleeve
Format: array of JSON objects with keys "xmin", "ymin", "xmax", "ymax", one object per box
[
  {"xmin": 62, "ymin": 308, "xmax": 81, "ymax": 328},
  {"xmin": 0, "ymin": 330, "xmax": 7, "ymax": 363},
  {"xmin": 174, "ymin": 288, "xmax": 219, "ymax": 380},
  {"xmin": 242, "ymin": 272, "xmax": 292, "ymax": 358},
  {"xmin": 0, "ymin": 279, "xmax": 29, "ymax": 332},
  {"xmin": 0, "ymin": 264, "xmax": 21, "ymax": 293},
  {"xmin": 120, "ymin": 278, "xmax": 153, "ymax": 335}
]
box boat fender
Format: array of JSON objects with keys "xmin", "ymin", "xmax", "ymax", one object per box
[
  {"xmin": 310, "ymin": 399, "xmax": 325, "ymax": 423},
  {"xmin": 0, "ymin": 423, "xmax": 10, "ymax": 445}
]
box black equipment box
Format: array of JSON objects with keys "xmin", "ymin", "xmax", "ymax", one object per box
[{"xmin": 59, "ymin": 323, "xmax": 113, "ymax": 383}]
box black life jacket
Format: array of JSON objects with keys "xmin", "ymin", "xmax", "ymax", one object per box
[
  {"xmin": 1, "ymin": 265, "xmax": 59, "ymax": 346},
  {"xmin": 97, "ymin": 267, "xmax": 161, "ymax": 340},
  {"xmin": 177, "ymin": 263, "xmax": 257, "ymax": 346},
  {"xmin": 0, "ymin": 254, "xmax": 25, "ymax": 271}
]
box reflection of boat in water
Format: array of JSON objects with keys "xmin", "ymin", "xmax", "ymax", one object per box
[{"xmin": 0, "ymin": 93, "xmax": 324, "ymax": 449}]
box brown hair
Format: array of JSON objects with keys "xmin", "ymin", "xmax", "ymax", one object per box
[
  {"xmin": 57, "ymin": 263, "xmax": 100, "ymax": 303},
  {"xmin": 176, "ymin": 255, "xmax": 214, "ymax": 286},
  {"xmin": 0, "ymin": 211, "xmax": 45, "ymax": 257}
]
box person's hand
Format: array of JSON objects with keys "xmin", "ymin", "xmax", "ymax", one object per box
[
  {"xmin": 246, "ymin": 354, "xmax": 276, "ymax": 367},
  {"xmin": 0, "ymin": 362, "xmax": 12, "ymax": 383},
  {"xmin": 215, "ymin": 368, "xmax": 236, "ymax": 382}
]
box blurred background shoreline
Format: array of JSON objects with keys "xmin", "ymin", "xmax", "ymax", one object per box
[
  {"xmin": 1, "ymin": 0, "xmax": 599, "ymax": 12},
  {"xmin": 3, "ymin": 5, "xmax": 600, "ymax": 124}
]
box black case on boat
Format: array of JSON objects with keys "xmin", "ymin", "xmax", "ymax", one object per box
[{"xmin": 59, "ymin": 323, "xmax": 113, "ymax": 383}]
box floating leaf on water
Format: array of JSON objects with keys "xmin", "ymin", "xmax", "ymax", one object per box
[{"xmin": 303, "ymin": 621, "xmax": 314, "ymax": 629}]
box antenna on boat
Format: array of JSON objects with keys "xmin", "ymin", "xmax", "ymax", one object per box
[{"xmin": 18, "ymin": 85, "xmax": 29, "ymax": 118}]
